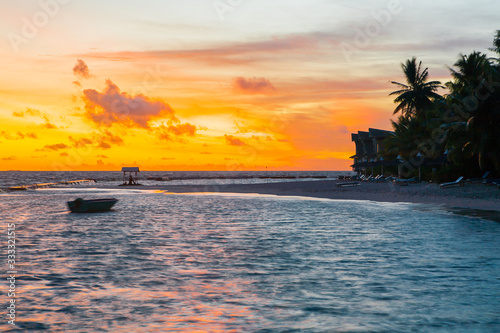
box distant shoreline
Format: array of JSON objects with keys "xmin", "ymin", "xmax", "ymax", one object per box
[{"xmin": 96, "ymin": 179, "xmax": 500, "ymax": 213}]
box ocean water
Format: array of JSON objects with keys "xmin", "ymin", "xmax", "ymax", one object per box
[
  {"xmin": 1, "ymin": 187, "xmax": 499, "ymax": 332},
  {"xmin": 0, "ymin": 171, "xmax": 346, "ymax": 188}
]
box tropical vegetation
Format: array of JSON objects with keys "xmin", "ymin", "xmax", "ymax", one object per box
[{"xmin": 383, "ymin": 30, "xmax": 500, "ymax": 180}]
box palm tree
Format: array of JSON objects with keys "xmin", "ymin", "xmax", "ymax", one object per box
[
  {"xmin": 385, "ymin": 115, "xmax": 420, "ymax": 160},
  {"xmin": 489, "ymin": 29, "xmax": 500, "ymax": 56},
  {"xmin": 446, "ymin": 52, "xmax": 491, "ymax": 96},
  {"xmin": 445, "ymin": 51, "xmax": 500, "ymax": 175},
  {"xmin": 390, "ymin": 57, "xmax": 443, "ymax": 119}
]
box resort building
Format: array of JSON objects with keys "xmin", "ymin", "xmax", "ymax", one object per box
[{"xmin": 350, "ymin": 128, "xmax": 394, "ymax": 173}]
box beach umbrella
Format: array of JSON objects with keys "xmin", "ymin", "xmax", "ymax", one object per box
[
  {"xmin": 397, "ymin": 155, "xmax": 404, "ymax": 178},
  {"xmin": 416, "ymin": 152, "xmax": 423, "ymax": 180}
]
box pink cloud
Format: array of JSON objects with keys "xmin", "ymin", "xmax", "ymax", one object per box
[
  {"xmin": 73, "ymin": 59, "xmax": 91, "ymax": 79},
  {"xmin": 78, "ymin": 34, "xmax": 322, "ymax": 66},
  {"xmin": 233, "ymin": 77, "xmax": 276, "ymax": 94},
  {"xmin": 83, "ymin": 79, "xmax": 176, "ymax": 128}
]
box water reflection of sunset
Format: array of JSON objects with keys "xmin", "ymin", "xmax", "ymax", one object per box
[{"xmin": 19, "ymin": 275, "xmax": 259, "ymax": 331}]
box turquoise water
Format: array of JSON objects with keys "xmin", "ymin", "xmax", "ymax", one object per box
[{"xmin": 1, "ymin": 188, "xmax": 499, "ymax": 332}]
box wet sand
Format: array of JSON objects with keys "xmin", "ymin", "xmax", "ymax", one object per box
[{"xmin": 106, "ymin": 179, "xmax": 500, "ymax": 212}]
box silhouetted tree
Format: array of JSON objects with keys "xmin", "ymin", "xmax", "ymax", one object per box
[
  {"xmin": 390, "ymin": 57, "xmax": 443, "ymax": 120},
  {"xmin": 444, "ymin": 50, "xmax": 500, "ymax": 175}
]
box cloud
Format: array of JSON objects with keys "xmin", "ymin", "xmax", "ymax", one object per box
[
  {"xmin": 1, "ymin": 156, "xmax": 17, "ymax": 161},
  {"xmin": 165, "ymin": 123, "xmax": 197, "ymax": 136},
  {"xmin": 73, "ymin": 59, "xmax": 91, "ymax": 79},
  {"xmin": 0, "ymin": 131, "xmax": 38, "ymax": 140},
  {"xmin": 68, "ymin": 130, "xmax": 124, "ymax": 150},
  {"xmin": 38, "ymin": 143, "xmax": 69, "ymax": 151},
  {"xmin": 1, "ymin": 131, "xmax": 16, "ymax": 140},
  {"xmin": 155, "ymin": 122, "xmax": 197, "ymax": 141},
  {"xmin": 336, "ymin": 125, "xmax": 349, "ymax": 134},
  {"xmin": 249, "ymin": 135, "xmax": 272, "ymax": 142},
  {"xmin": 99, "ymin": 130, "xmax": 124, "ymax": 144},
  {"xmin": 224, "ymin": 134, "xmax": 247, "ymax": 146},
  {"xmin": 69, "ymin": 136, "xmax": 93, "ymax": 148},
  {"xmin": 12, "ymin": 108, "xmax": 42, "ymax": 117},
  {"xmin": 83, "ymin": 79, "xmax": 176, "ymax": 128},
  {"xmin": 97, "ymin": 142, "xmax": 111, "ymax": 149},
  {"xmin": 79, "ymin": 34, "xmax": 323, "ymax": 66},
  {"xmin": 12, "ymin": 108, "xmax": 59, "ymax": 129},
  {"xmin": 60, "ymin": 152, "xmax": 69, "ymax": 157},
  {"xmin": 96, "ymin": 130, "xmax": 124, "ymax": 149},
  {"xmin": 97, "ymin": 154, "xmax": 108, "ymax": 158},
  {"xmin": 42, "ymin": 122, "xmax": 58, "ymax": 129},
  {"xmin": 233, "ymin": 77, "xmax": 276, "ymax": 94}
]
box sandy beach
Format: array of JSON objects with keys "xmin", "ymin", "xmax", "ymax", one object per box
[{"xmin": 111, "ymin": 179, "xmax": 500, "ymax": 213}]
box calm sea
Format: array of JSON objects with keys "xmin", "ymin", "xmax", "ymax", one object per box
[
  {"xmin": 0, "ymin": 171, "xmax": 346, "ymax": 188},
  {"xmin": 0, "ymin": 173, "xmax": 499, "ymax": 332}
]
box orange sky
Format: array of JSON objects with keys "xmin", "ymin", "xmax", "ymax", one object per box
[{"xmin": 0, "ymin": 1, "xmax": 497, "ymax": 171}]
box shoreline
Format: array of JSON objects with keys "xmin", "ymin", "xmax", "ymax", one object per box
[{"xmin": 96, "ymin": 179, "xmax": 500, "ymax": 213}]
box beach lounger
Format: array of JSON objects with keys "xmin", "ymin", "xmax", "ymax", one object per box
[
  {"xmin": 483, "ymin": 178, "xmax": 500, "ymax": 186},
  {"xmin": 369, "ymin": 175, "xmax": 382, "ymax": 182},
  {"xmin": 394, "ymin": 177, "xmax": 418, "ymax": 186},
  {"xmin": 337, "ymin": 182, "xmax": 360, "ymax": 188},
  {"xmin": 439, "ymin": 176, "xmax": 464, "ymax": 189},
  {"xmin": 466, "ymin": 171, "xmax": 490, "ymax": 184}
]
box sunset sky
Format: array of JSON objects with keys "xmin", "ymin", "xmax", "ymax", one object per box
[{"xmin": 0, "ymin": 0, "xmax": 498, "ymax": 171}]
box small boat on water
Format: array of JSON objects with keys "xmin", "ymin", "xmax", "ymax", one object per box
[{"xmin": 67, "ymin": 198, "xmax": 118, "ymax": 213}]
